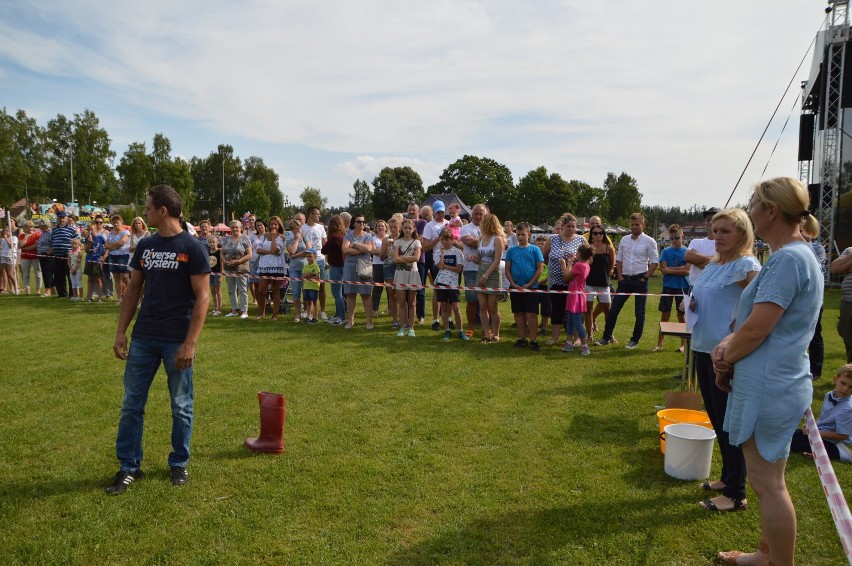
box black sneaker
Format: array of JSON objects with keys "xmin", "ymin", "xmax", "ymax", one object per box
[
  {"xmin": 449, "ymin": 320, "xmax": 456, "ymax": 330},
  {"xmin": 431, "ymin": 320, "xmax": 441, "ymax": 331},
  {"xmin": 105, "ymin": 469, "xmax": 144, "ymax": 495},
  {"xmin": 170, "ymin": 466, "xmax": 188, "ymax": 486},
  {"xmin": 513, "ymin": 338, "xmax": 528, "ymax": 348},
  {"xmin": 529, "ymin": 340, "xmax": 540, "ymax": 352}
]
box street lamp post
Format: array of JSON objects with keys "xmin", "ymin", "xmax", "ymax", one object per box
[{"xmin": 65, "ymin": 137, "xmax": 75, "ymax": 203}]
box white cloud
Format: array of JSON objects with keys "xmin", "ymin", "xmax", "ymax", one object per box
[{"xmin": 0, "ymin": 0, "xmax": 826, "ymax": 209}]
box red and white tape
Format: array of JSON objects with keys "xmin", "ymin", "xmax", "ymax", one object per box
[{"xmin": 804, "ymin": 407, "xmax": 852, "ymax": 565}]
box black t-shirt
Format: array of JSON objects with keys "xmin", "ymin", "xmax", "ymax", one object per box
[
  {"xmin": 209, "ymin": 249, "xmax": 222, "ymax": 274},
  {"xmin": 130, "ymin": 231, "xmax": 210, "ymax": 342}
]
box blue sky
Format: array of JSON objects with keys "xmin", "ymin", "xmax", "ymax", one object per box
[{"xmin": 0, "ymin": 1, "xmax": 825, "ymax": 210}]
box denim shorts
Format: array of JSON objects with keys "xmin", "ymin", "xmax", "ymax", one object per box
[
  {"xmin": 303, "ymin": 288, "xmax": 318, "ymax": 302},
  {"xmin": 289, "ymin": 269, "xmax": 303, "ymax": 300}
]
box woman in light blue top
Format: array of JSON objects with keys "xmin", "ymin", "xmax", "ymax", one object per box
[
  {"xmin": 689, "ymin": 208, "xmax": 760, "ymax": 513},
  {"xmin": 713, "ymin": 178, "xmax": 823, "ymax": 566}
]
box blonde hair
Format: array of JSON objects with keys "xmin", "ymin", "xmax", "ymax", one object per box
[
  {"xmin": 711, "ymin": 208, "xmax": 755, "ymax": 261},
  {"xmin": 752, "ymin": 177, "xmax": 818, "ymax": 234},
  {"xmin": 374, "ymin": 219, "xmax": 388, "ymax": 232},
  {"xmin": 480, "ymin": 213, "xmax": 505, "ymax": 238},
  {"xmin": 557, "ymin": 213, "xmax": 577, "ymax": 226},
  {"xmin": 837, "ymin": 364, "xmax": 852, "ymax": 381},
  {"xmin": 400, "ymin": 218, "xmax": 416, "ymax": 235},
  {"xmin": 629, "ymin": 212, "xmax": 645, "ymax": 223},
  {"xmin": 132, "ymin": 217, "xmax": 148, "ymax": 233},
  {"xmin": 268, "ymin": 215, "xmax": 285, "ymax": 232}
]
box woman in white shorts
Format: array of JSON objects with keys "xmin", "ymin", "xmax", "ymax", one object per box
[{"xmin": 585, "ymin": 226, "xmax": 615, "ymax": 342}]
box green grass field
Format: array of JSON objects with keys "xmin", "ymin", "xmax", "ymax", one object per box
[{"xmin": 0, "ymin": 282, "xmax": 849, "ymax": 565}]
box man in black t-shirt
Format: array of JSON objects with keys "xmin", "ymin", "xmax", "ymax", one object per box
[{"xmin": 106, "ymin": 185, "xmax": 210, "ymax": 495}]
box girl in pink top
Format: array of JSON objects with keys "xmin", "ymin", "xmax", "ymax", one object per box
[{"xmin": 560, "ymin": 245, "xmax": 593, "ymax": 355}]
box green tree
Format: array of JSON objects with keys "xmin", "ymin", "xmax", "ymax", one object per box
[
  {"xmin": 347, "ymin": 178, "xmax": 373, "ymax": 219},
  {"xmin": 299, "ymin": 186, "xmax": 328, "ymax": 213},
  {"xmin": 0, "ymin": 110, "xmax": 31, "ymax": 206},
  {"xmin": 603, "ymin": 172, "xmax": 643, "ymax": 225},
  {"xmin": 236, "ymin": 179, "xmax": 272, "ymax": 220},
  {"xmin": 0, "ymin": 109, "xmax": 48, "ymax": 206},
  {"xmin": 44, "ymin": 110, "xmax": 117, "ymax": 205},
  {"xmin": 371, "ymin": 166, "xmax": 424, "ymax": 220},
  {"xmin": 428, "ymin": 155, "xmax": 514, "ymax": 216},
  {"xmin": 243, "ymin": 156, "xmax": 283, "ymax": 217},
  {"xmin": 116, "ymin": 142, "xmax": 153, "ymax": 206},
  {"xmin": 570, "ymin": 180, "xmax": 607, "ymax": 220},
  {"xmin": 190, "ymin": 144, "xmax": 243, "ymax": 222},
  {"xmin": 513, "ymin": 167, "xmax": 576, "ymax": 224}
]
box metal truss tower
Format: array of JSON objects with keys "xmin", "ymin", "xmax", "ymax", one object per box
[{"xmin": 819, "ymin": 1, "xmax": 849, "ymax": 278}]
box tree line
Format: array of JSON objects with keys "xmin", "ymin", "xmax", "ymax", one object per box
[{"xmin": 1, "ymin": 107, "xmax": 708, "ymax": 226}]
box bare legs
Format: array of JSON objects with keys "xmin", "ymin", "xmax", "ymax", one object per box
[
  {"xmin": 477, "ymin": 293, "xmax": 501, "ymax": 341},
  {"xmin": 718, "ymin": 437, "xmax": 792, "ymax": 566}
]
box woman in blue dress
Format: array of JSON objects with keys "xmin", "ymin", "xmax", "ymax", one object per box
[
  {"xmin": 690, "ymin": 208, "xmax": 760, "ymax": 514},
  {"xmin": 713, "ymin": 178, "xmax": 823, "ymax": 566}
]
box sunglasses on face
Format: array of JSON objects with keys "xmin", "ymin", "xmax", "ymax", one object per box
[
  {"xmin": 591, "ymin": 231, "xmax": 604, "ymax": 236},
  {"xmin": 670, "ymin": 235, "xmax": 681, "ymax": 239},
  {"xmin": 95, "ymin": 221, "xmax": 103, "ymax": 224},
  {"xmin": 354, "ymin": 219, "xmax": 365, "ymax": 224}
]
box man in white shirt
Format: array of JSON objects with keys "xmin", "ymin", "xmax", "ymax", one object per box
[
  {"xmin": 423, "ymin": 200, "xmax": 449, "ymax": 330},
  {"xmin": 459, "ymin": 204, "xmax": 487, "ymax": 335},
  {"xmin": 685, "ymin": 207, "xmax": 719, "ymax": 286},
  {"xmin": 301, "ymin": 206, "xmax": 328, "ymax": 320},
  {"xmin": 596, "ymin": 212, "xmax": 659, "ymax": 349}
]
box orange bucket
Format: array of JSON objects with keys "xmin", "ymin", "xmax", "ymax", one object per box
[{"xmin": 656, "ymin": 408, "xmax": 712, "ymax": 454}]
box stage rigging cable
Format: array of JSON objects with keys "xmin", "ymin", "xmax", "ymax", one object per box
[{"xmin": 724, "ymin": 15, "xmax": 827, "ymax": 208}]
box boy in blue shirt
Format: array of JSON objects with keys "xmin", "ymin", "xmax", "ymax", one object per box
[
  {"xmin": 791, "ymin": 364, "xmax": 852, "ymax": 461},
  {"xmin": 653, "ymin": 224, "xmax": 690, "ymax": 352},
  {"xmin": 505, "ymin": 223, "xmax": 544, "ymax": 351}
]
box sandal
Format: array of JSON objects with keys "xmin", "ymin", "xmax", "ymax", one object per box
[
  {"xmin": 545, "ymin": 339, "xmax": 559, "ymax": 346},
  {"xmin": 480, "ymin": 336, "xmax": 493, "ymax": 343},
  {"xmin": 699, "ymin": 481, "xmax": 724, "ymax": 492},
  {"xmin": 651, "ymin": 346, "xmax": 663, "ymax": 352},
  {"xmin": 699, "ymin": 496, "xmax": 747, "ymax": 512},
  {"xmin": 491, "ymin": 335, "xmax": 500, "ymax": 343}
]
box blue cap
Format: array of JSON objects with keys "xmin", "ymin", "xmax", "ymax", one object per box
[
  {"xmin": 433, "ymin": 200, "xmax": 445, "ymax": 213},
  {"xmin": 305, "ymin": 248, "xmax": 317, "ymax": 255}
]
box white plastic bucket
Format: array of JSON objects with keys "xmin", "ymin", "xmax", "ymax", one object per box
[{"xmin": 662, "ymin": 423, "xmax": 716, "ymax": 480}]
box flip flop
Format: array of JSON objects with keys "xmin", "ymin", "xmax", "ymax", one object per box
[
  {"xmin": 699, "ymin": 497, "xmax": 747, "ymax": 512},
  {"xmin": 699, "ymin": 481, "xmax": 724, "ymax": 492}
]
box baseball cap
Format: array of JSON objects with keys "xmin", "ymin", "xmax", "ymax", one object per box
[
  {"xmin": 703, "ymin": 207, "xmax": 720, "ymax": 218},
  {"xmin": 56, "ymin": 210, "xmax": 67, "ymax": 218},
  {"xmin": 433, "ymin": 200, "xmax": 445, "ymax": 213}
]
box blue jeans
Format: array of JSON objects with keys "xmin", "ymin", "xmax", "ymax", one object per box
[
  {"xmin": 115, "ymin": 338, "xmax": 194, "ymax": 472},
  {"xmin": 565, "ymin": 311, "xmax": 587, "ymax": 339},
  {"xmin": 329, "ymin": 265, "xmax": 346, "ymax": 320},
  {"xmin": 602, "ymin": 279, "xmax": 648, "ymax": 343}
]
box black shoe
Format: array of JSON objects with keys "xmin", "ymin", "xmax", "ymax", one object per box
[
  {"xmin": 105, "ymin": 469, "xmax": 144, "ymax": 495},
  {"xmin": 170, "ymin": 466, "xmax": 188, "ymax": 486},
  {"xmin": 529, "ymin": 340, "xmax": 540, "ymax": 352},
  {"xmin": 513, "ymin": 338, "xmax": 528, "ymax": 348},
  {"xmin": 431, "ymin": 320, "xmax": 441, "ymax": 331},
  {"xmin": 449, "ymin": 320, "xmax": 456, "ymax": 330}
]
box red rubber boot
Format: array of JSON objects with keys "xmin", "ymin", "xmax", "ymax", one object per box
[{"xmin": 244, "ymin": 392, "xmax": 285, "ymax": 453}]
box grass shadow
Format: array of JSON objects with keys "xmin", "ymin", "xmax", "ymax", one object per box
[{"xmin": 385, "ymin": 495, "xmax": 707, "ymax": 565}]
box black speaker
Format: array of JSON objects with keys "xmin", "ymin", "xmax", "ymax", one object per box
[
  {"xmin": 808, "ymin": 183, "xmax": 823, "ymax": 213},
  {"xmin": 799, "ymin": 114, "xmax": 815, "ymax": 161}
]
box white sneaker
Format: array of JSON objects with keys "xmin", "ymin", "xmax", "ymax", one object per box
[
  {"xmin": 211, "ymin": 310, "xmax": 221, "ymax": 316},
  {"xmin": 320, "ymin": 312, "xmax": 329, "ymax": 321},
  {"xmin": 225, "ymin": 312, "xmax": 238, "ymax": 318},
  {"xmin": 240, "ymin": 313, "xmax": 249, "ymax": 319}
]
